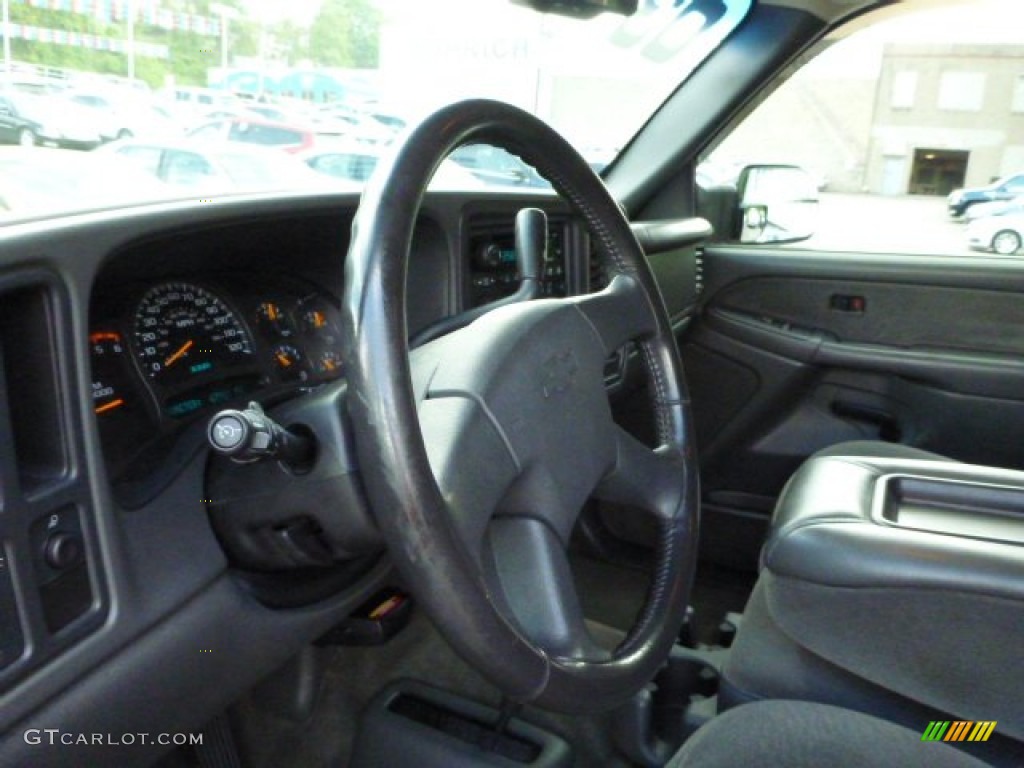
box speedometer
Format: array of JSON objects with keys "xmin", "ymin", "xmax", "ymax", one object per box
[{"xmin": 133, "ymin": 282, "xmax": 253, "ymax": 390}]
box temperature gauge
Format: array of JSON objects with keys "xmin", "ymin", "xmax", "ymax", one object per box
[{"xmin": 272, "ymin": 344, "xmax": 308, "ymax": 382}]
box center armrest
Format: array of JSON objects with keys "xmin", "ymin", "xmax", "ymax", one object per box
[{"xmin": 762, "ymin": 454, "xmax": 1024, "ymax": 601}]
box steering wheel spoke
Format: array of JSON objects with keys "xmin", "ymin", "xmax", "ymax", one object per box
[
  {"xmin": 572, "ymin": 273, "xmax": 657, "ymax": 356},
  {"xmin": 596, "ymin": 427, "xmax": 693, "ymax": 521},
  {"xmin": 488, "ymin": 516, "xmax": 610, "ymax": 662},
  {"xmin": 417, "ymin": 394, "xmax": 520, "ymax": 557}
]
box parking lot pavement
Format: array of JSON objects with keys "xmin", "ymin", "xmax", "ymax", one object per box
[{"xmin": 798, "ymin": 193, "xmax": 978, "ymax": 257}]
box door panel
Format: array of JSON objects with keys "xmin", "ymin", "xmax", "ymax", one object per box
[{"xmin": 683, "ymin": 245, "xmax": 1024, "ymax": 568}]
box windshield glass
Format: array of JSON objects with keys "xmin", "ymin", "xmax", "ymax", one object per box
[{"xmin": 0, "ymin": 0, "xmax": 749, "ymax": 221}]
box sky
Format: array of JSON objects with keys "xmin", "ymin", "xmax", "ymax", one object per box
[
  {"xmin": 245, "ymin": 0, "xmax": 323, "ymax": 25},
  {"xmin": 804, "ymin": 0, "xmax": 1024, "ymax": 78}
]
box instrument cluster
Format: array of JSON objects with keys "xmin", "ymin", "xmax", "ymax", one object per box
[{"xmin": 89, "ymin": 277, "xmax": 345, "ymax": 478}]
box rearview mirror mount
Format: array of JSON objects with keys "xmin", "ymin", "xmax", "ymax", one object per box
[{"xmin": 511, "ymin": 0, "xmax": 639, "ymax": 19}]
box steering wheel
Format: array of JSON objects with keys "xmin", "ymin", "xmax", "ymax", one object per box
[{"xmin": 341, "ymin": 99, "xmax": 698, "ymax": 714}]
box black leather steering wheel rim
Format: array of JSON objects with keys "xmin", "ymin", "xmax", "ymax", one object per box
[{"xmin": 342, "ymin": 99, "xmax": 699, "ymax": 714}]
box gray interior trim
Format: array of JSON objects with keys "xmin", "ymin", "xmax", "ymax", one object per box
[{"xmin": 630, "ymin": 218, "xmax": 712, "ymax": 255}]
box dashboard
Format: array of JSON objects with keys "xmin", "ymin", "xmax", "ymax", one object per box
[
  {"xmin": 90, "ymin": 276, "xmax": 346, "ymax": 480},
  {"xmin": 85, "ymin": 194, "xmax": 581, "ymax": 505},
  {"xmin": 0, "ymin": 191, "xmax": 585, "ymax": 736},
  {"xmin": 0, "ymin": 183, "xmax": 705, "ymax": 768}
]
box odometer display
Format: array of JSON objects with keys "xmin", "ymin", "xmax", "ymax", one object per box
[{"xmin": 133, "ymin": 282, "xmax": 253, "ymax": 392}]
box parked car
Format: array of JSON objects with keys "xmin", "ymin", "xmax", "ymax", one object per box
[
  {"xmin": 186, "ymin": 106, "xmax": 269, "ymax": 126},
  {"xmin": 187, "ymin": 117, "xmax": 320, "ymax": 154},
  {"xmin": 948, "ymin": 173, "xmax": 1024, "ymax": 217},
  {"xmin": 964, "ymin": 194, "xmax": 1024, "ymax": 222},
  {"xmin": 966, "ymin": 211, "xmax": 1024, "ymax": 255},
  {"xmin": 0, "ymin": 146, "xmax": 168, "ymax": 217},
  {"xmin": 363, "ymin": 110, "xmax": 407, "ymax": 134},
  {"xmin": 243, "ymin": 104, "xmax": 292, "ymax": 123},
  {"xmin": 0, "ymin": 91, "xmax": 106, "ymax": 149},
  {"xmin": 0, "ymin": 71, "xmax": 63, "ymax": 95},
  {"xmin": 65, "ymin": 90, "xmax": 182, "ymax": 141},
  {"xmin": 161, "ymin": 85, "xmax": 240, "ymax": 111},
  {"xmin": 95, "ymin": 138, "xmax": 337, "ymax": 193},
  {"xmin": 309, "ymin": 105, "xmax": 396, "ymax": 144},
  {"xmin": 299, "ymin": 143, "xmax": 483, "ymax": 190},
  {"xmin": 449, "ymin": 143, "xmax": 551, "ymax": 188}
]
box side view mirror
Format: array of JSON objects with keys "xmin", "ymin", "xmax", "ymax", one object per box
[{"xmin": 735, "ymin": 164, "xmax": 819, "ymax": 244}]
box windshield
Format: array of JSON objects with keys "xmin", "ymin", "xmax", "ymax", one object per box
[{"xmin": 0, "ymin": 0, "xmax": 749, "ymax": 221}]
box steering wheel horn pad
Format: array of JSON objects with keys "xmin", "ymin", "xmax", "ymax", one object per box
[
  {"xmin": 342, "ymin": 99, "xmax": 698, "ymax": 713},
  {"xmin": 421, "ymin": 300, "xmax": 617, "ymax": 542}
]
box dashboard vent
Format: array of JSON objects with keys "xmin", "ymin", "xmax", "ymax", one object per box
[
  {"xmin": 0, "ymin": 284, "xmax": 70, "ymax": 494},
  {"xmin": 695, "ymin": 251, "xmax": 705, "ymax": 296},
  {"xmin": 0, "ymin": 276, "xmax": 104, "ymax": 687}
]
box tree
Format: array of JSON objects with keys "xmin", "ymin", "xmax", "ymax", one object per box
[
  {"xmin": 5, "ymin": 1, "xmax": 228, "ymax": 87},
  {"xmin": 271, "ymin": 19, "xmax": 309, "ymax": 66},
  {"xmin": 307, "ymin": 0, "xmax": 381, "ymax": 69}
]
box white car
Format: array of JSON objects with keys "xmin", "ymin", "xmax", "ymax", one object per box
[
  {"xmin": 0, "ymin": 146, "xmax": 168, "ymax": 218},
  {"xmin": 309, "ymin": 106, "xmax": 395, "ymax": 144},
  {"xmin": 299, "ymin": 143, "xmax": 484, "ymax": 190},
  {"xmin": 95, "ymin": 138, "xmax": 339, "ymax": 194},
  {"xmin": 966, "ymin": 211, "xmax": 1024, "ymax": 255},
  {"xmin": 964, "ymin": 194, "xmax": 1024, "ymax": 222},
  {"xmin": 66, "ymin": 90, "xmax": 183, "ymax": 141},
  {"xmin": 0, "ymin": 90, "xmax": 107, "ymax": 149}
]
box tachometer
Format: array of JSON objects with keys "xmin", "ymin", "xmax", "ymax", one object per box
[{"xmin": 132, "ymin": 282, "xmax": 253, "ymax": 390}]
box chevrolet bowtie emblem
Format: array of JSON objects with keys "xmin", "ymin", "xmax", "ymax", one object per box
[{"xmin": 541, "ymin": 350, "xmax": 578, "ymax": 398}]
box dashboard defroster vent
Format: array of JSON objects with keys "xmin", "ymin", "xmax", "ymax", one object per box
[
  {"xmin": 0, "ymin": 275, "xmax": 105, "ymax": 690},
  {"xmin": 0, "ymin": 285, "xmax": 69, "ymax": 494}
]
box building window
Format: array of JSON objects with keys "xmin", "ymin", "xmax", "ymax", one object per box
[
  {"xmin": 938, "ymin": 71, "xmax": 985, "ymax": 111},
  {"xmin": 1012, "ymin": 75, "xmax": 1024, "ymax": 113},
  {"xmin": 891, "ymin": 71, "xmax": 917, "ymax": 109}
]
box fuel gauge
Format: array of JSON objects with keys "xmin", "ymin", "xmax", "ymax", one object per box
[
  {"xmin": 90, "ymin": 332, "xmax": 131, "ymax": 417},
  {"xmin": 90, "ymin": 329, "xmax": 153, "ymax": 470}
]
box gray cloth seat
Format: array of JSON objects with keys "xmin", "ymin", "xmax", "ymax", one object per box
[
  {"xmin": 719, "ymin": 441, "xmax": 1024, "ymax": 765},
  {"xmin": 668, "ymin": 700, "xmax": 992, "ymax": 768}
]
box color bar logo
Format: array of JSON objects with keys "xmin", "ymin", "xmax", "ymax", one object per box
[{"xmin": 921, "ymin": 721, "xmax": 997, "ymax": 743}]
